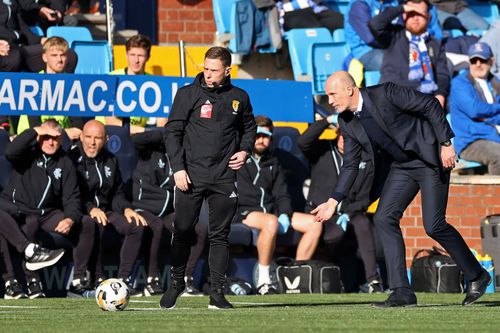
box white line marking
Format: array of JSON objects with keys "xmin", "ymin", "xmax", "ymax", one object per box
[
  {"xmin": 0, "ymin": 305, "xmax": 40, "ymax": 309},
  {"xmin": 129, "ymin": 300, "xmax": 157, "ymax": 303}
]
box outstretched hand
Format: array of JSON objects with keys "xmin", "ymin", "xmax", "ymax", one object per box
[{"xmin": 311, "ymin": 198, "xmax": 339, "ymax": 223}]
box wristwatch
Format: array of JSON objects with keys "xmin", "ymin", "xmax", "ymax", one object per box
[{"xmin": 441, "ymin": 139, "xmax": 452, "ymax": 147}]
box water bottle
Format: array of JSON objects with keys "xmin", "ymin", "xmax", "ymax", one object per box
[
  {"xmin": 83, "ymin": 289, "xmax": 96, "ymax": 298},
  {"xmin": 230, "ymin": 283, "xmax": 245, "ymax": 295},
  {"xmin": 481, "ymin": 254, "xmax": 495, "ymax": 294}
]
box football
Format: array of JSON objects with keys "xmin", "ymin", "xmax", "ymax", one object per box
[{"xmin": 95, "ymin": 278, "xmax": 130, "ymax": 311}]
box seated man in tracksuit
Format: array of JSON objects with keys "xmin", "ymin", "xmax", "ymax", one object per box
[
  {"xmin": 131, "ymin": 130, "xmax": 208, "ymax": 296},
  {"xmin": 235, "ymin": 115, "xmax": 323, "ymax": 295},
  {"xmin": 297, "ymin": 114, "xmax": 383, "ymax": 293},
  {"xmin": 68, "ymin": 120, "xmax": 146, "ymax": 296},
  {"xmin": 0, "ymin": 119, "xmax": 90, "ymax": 299}
]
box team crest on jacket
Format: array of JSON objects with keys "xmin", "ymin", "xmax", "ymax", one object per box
[
  {"xmin": 158, "ymin": 158, "xmax": 165, "ymax": 169},
  {"xmin": 105, "ymin": 166, "xmax": 112, "ymax": 178},
  {"xmin": 53, "ymin": 168, "xmax": 62, "ymax": 180},
  {"xmin": 232, "ymin": 100, "xmax": 239, "ymax": 114}
]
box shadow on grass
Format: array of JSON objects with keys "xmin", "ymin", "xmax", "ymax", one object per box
[{"xmin": 236, "ymin": 301, "xmax": 374, "ymax": 309}]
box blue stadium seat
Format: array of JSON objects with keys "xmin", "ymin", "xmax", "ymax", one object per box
[
  {"xmin": 287, "ymin": 28, "xmax": 333, "ymax": 81},
  {"xmin": 468, "ymin": 2, "xmax": 500, "ymax": 25},
  {"xmin": 30, "ymin": 26, "xmax": 44, "ymax": 37},
  {"xmin": 73, "ymin": 41, "xmax": 113, "ymax": 74},
  {"xmin": 332, "ymin": 28, "xmax": 345, "ymax": 42},
  {"xmin": 271, "ymin": 126, "xmax": 310, "ymax": 212},
  {"xmin": 364, "ymin": 70, "xmax": 381, "ymax": 87},
  {"xmin": 105, "ymin": 125, "xmax": 138, "ymax": 184},
  {"xmin": 46, "ymin": 26, "xmax": 93, "ymax": 47},
  {"xmin": 308, "ymin": 42, "xmax": 350, "ymax": 95},
  {"xmin": 466, "ymin": 29, "xmax": 486, "ymax": 37},
  {"xmin": 444, "ymin": 29, "xmax": 464, "ymax": 38}
]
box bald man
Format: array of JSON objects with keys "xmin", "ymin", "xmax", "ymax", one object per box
[
  {"xmin": 68, "ymin": 120, "xmax": 146, "ymax": 297},
  {"xmin": 312, "ymin": 71, "xmax": 489, "ymax": 307}
]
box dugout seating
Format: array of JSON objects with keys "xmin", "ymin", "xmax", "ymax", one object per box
[
  {"xmin": 309, "ymin": 41, "xmax": 350, "ymax": 95},
  {"xmin": 105, "ymin": 125, "xmax": 139, "ymax": 185},
  {"xmin": 73, "ymin": 41, "xmax": 113, "ymax": 74},
  {"xmin": 0, "ymin": 130, "xmax": 11, "ymax": 191},
  {"xmin": 46, "ymin": 26, "xmax": 93, "ymax": 47}
]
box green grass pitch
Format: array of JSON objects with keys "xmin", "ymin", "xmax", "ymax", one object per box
[{"xmin": 1, "ymin": 293, "xmax": 499, "ymax": 332}]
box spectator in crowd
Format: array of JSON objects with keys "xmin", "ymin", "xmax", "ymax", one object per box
[
  {"xmin": 449, "ymin": 42, "xmax": 500, "ymax": 175},
  {"xmin": 131, "ymin": 130, "xmax": 207, "ymax": 297},
  {"xmin": 67, "ymin": 120, "xmax": 146, "ymax": 296},
  {"xmin": 369, "ymin": 0, "xmax": 449, "ymax": 107},
  {"xmin": 276, "ymin": 0, "xmax": 344, "ymax": 33},
  {"xmin": 0, "ymin": 0, "xmax": 77, "ymax": 73},
  {"xmin": 297, "ymin": 114, "xmax": 383, "ymax": 293},
  {"xmin": 17, "ymin": 37, "xmax": 87, "ymax": 139},
  {"xmin": 100, "ymin": 34, "xmax": 167, "ymax": 131},
  {"xmin": 313, "ymin": 71, "xmax": 489, "ymax": 308},
  {"xmin": 0, "ymin": 119, "xmax": 84, "ymax": 299},
  {"xmin": 22, "ymin": 0, "xmax": 78, "ymax": 30},
  {"xmin": 345, "ymin": 0, "xmax": 442, "ymax": 72},
  {"xmin": 428, "ymin": 0, "xmax": 489, "ymax": 34},
  {"xmin": 235, "ymin": 115, "xmax": 323, "ymax": 295},
  {"xmin": 480, "ymin": 20, "xmax": 500, "ymax": 79},
  {"xmin": 160, "ymin": 47, "xmax": 256, "ymax": 310}
]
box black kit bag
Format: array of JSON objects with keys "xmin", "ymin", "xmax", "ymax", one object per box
[
  {"xmin": 276, "ymin": 258, "xmax": 342, "ymax": 294},
  {"xmin": 411, "ymin": 247, "xmax": 464, "ymax": 293}
]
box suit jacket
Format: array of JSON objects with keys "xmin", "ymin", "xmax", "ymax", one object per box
[{"xmin": 334, "ymin": 82, "xmax": 454, "ymax": 201}]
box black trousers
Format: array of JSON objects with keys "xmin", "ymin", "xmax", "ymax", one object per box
[
  {"xmin": 283, "ymin": 7, "xmax": 344, "ymax": 33},
  {"xmin": 22, "ymin": 210, "xmax": 95, "ymax": 281},
  {"xmin": 170, "ymin": 182, "xmax": 237, "ymax": 290},
  {"xmin": 93, "ymin": 211, "xmax": 144, "ymax": 279},
  {"xmin": 374, "ymin": 159, "xmax": 483, "ymax": 289},
  {"xmin": 324, "ymin": 213, "xmax": 379, "ymax": 283},
  {"xmin": 0, "ymin": 44, "xmax": 78, "ymax": 73}
]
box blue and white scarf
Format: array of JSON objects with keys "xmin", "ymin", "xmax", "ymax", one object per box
[{"xmin": 407, "ymin": 31, "xmax": 438, "ymax": 94}]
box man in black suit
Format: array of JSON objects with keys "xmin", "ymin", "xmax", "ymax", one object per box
[{"xmin": 312, "ymin": 71, "xmax": 490, "ymax": 307}]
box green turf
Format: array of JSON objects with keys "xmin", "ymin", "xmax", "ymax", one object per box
[{"xmin": 0, "ymin": 293, "xmax": 499, "ymax": 332}]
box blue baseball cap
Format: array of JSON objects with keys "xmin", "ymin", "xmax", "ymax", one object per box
[{"xmin": 468, "ymin": 42, "xmax": 493, "ymax": 60}]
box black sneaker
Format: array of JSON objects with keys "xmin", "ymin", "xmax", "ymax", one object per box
[
  {"xmin": 25, "ymin": 245, "xmax": 65, "ymax": 271},
  {"xmin": 368, "ymin": 279, "xmax": 384, "ymax": 294},
  {"xmin": 159, "ymin": 279, "xmax": 185, "ymax": 309},
  {"xmin": 257, "ymin": 283, "xmax": 279, "ymax": 295},
  {"xmin": 143, "ymin": 276, "xmax": 164, "ymax": 296},
  {"xmin": 27, "ymin": 278, "xmax": 46, "ymax": 299},
  {"xmin": 4, "ymin": 280, "xmax": 28, "ymax": 299},
  {"xmin": 181, "ymin": 276, "xmax": 204, "ymax": 297},
  {"xmin": 120, "ymin": 277, "xmax": 143, "ymax": 297},
  {"xmin": 208, "ymin": 289, "xmax": 233, "ymax": 309},
  {"xmin": 68, "ymin": 278, "xmax": 95, "ymax": 298}
]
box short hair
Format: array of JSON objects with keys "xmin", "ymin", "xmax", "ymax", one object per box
[
  {"xmin": 205, "ymin": 46, "xmax": 232, "ymax": 67},
  {"xmin": 255, "ymin": 115, "xmax": 274, "ymax": 133},
  {"xmin": 42, "ymin": 36, "xmax": 69, "ymax": 53},
  {"xmin": 41, "ymin": 118, "xmax": 63, "ymax": 134},
  {"xmin": 126, "ymin": 34, "xmax": 152, "ymax": 56},
  {"xmin": 404, "ymin": 0, "xmax": 431, "ymax": 11}
]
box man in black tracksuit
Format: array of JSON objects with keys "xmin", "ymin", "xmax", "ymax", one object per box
[
  {"xmin": 68, "ymin": 120, "xmax": 146, "ymax": 296},
  {"xmin": 131, "ymin": 130, "xmax": 207, "ymax": 297},
  {"xmin": 0, "ymin": 119, "xmax": 88, "ymax": 299},
  {"xmin": 297, "ymin": 114, "xmax": 383, "ymax": 293},
  {"xmin": 160, "ymin": 47, "xmax": 256, "ymax": 310}
]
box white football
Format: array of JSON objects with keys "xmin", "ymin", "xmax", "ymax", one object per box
[{"xmin": 95, "ymin": 278, "xmax": 130, "ymax": 311}]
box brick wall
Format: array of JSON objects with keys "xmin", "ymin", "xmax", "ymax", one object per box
[
  {"xmin": 157, "ymin": 0, "xmax": 216, "ymax": 44},
  {"xmin": 402, "ymin": 177, "xmax": 500, "ymax": 266}
]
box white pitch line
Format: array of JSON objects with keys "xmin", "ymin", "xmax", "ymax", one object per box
[
  {"xmin": 0, "ymin": 305, "xmax": 40, "ymax": 309},
  {"xmin": 129, "ymin": 300, "xmax": 157, "ymax": 303}
]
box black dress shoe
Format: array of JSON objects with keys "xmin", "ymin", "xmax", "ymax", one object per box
[
  {"xmin": 462, "ymin": 269, "xmax": 491, "ymax": 306},
  {"xmin": 372, "ymin": 289, "xmax": 417, "ymax": 308}
]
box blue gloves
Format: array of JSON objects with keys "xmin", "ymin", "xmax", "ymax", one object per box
[
  {"xmin": 278, "ymin": 214, "xmax": 291, "ymax": 235},
  {"xmin": 336, "ymin": 213, "xmax": 350, "ymax": 232}
]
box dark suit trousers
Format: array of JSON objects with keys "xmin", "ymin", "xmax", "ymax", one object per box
[{"xmin": 374, "ymin": 159, "xmax": 482, "ymax": 289}]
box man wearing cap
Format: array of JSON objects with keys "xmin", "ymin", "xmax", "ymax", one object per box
[
  {"xmin": 234, "ymin": 115, "xmax": 323, "ymax": 295},
  {"xmin": 449, "ymin": 42, "xmax": 500, "ymax": 175}
]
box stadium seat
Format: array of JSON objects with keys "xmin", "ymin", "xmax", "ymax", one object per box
[
  {"xmin": 308, "ymin": 42, "xmax": 350, "ymax": 95},
  {"xmin": 466, "ymin": 29, "xmax": 486, "ymax": 37},
  {"xmin": 46, "ymin": 26, "xmax": 93, "ymax": 47},
  {"xmin": 287, "ymin": 28, "xmax": 333, "ymax": 81},
  {"xmin": 445, "ymin": 114, "xmax": 483, "ymax": 170},
  {"xmin": 468, "ymin": 2, "xmax": 500, "ymax": 25},
  {"xmin": 364, "ymin": 70, "xmax": 381, "ymax": 87},
  {"xmin": 443, "ymin": 29, "xmax": 464, "ymax": 38},
  {"xmin": 332, "ymin": 28, "xmax": 345, "ymax": 42},
  {"xmin": 30, "ymin": 26, "xmax": 44, "ymax": 37},
  {"xmin": 271, "ymin": 126, "xmax": 310, "ymax": 212},
  {"xmin": 324, "ymin": 0, "xmax": 350, "ymax": 15},
  {"xmin": 73, "ymin": 41, "xmax": 113, "ymax": 74},
  {"xmin": 105, "ymin": 125, "xmax": 139, "ymax": 184}
]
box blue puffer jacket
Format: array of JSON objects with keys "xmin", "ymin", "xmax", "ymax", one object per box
[
  {"xmin": 345, "ymin": 0, "xmax": 442, "ymax": 60},
  {"xmin": 449, "ymin": 71, "xmax": 500, "ymax": 155}
]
